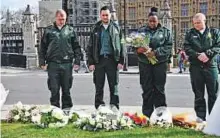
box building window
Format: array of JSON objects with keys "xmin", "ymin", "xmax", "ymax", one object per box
[
  {"xmin": 200, "ymin": 2, "xmax": 208, "ymax": 14},
  {"xmin": 129, "ymin": 7, "xmax": 135, "ymax": 20},
  {"xmin": 93, "ymin": 9, "xmax": 97, "ymax": 15},
  {"xmin": 83, "ymin": 9, "xmax": 90, "ymax": 15},
  {"xmin": 181, "ymin": 4, "xmax": 188, "ymax": 16},
  {"xmin": 83, "ymin": 2, "xmax": 89, "ymax": 9},
  {"xmin": 145, "ymin": 6, "xmax": 149, "ymax": 17},
  {"xmin": 69, "ymin": 4, "xmax": 72, "ymax": 8},
  {"xmin": 92, "ymin": 2, "xmax": 97, "ymax": 8},
  {"xmin": 181, "ymin": 22, "xmax": 189, "ymax": 33}
]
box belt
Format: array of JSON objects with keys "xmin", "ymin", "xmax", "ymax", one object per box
[{"xmin": 100, "ymin": 54, "xmax": 113, "ymax": 59}]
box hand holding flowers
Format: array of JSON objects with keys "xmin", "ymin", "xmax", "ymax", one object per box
[{"xmin": 123, "ymin": 33, "xmax": 158, "ymax": 65}]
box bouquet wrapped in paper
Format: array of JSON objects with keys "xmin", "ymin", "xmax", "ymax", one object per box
[
  {"xmin": 32, "ymin": 105, "xmax": 69, "ymax": 128},
  {"xmin": 122, "ymin": 33, "xmax": 158, "ymax": 65},
  {"xmin": 149, "ymin": 106, "xmax": 173, "ymax": 128},
  {"xmin": 73, "ymin": 105, "xmax": 134, "ymax": 131},
  {"xmin": 123, "ymin": 112, "xmax": 149, "ymax": 126},
  {"xmin": 7, "ymin": 101, "xmax": 39, "ymax": 123},
  {"xmin": 172, "ymin": 113, "xmax": 206, "ymax": 131}
]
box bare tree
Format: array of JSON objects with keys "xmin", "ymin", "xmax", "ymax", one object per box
[
  {"xmin": 38, "ymin": 7, "xmax": 55, "ymax": 27},
  {"xmin": 0, "ymin": 8, "xmax": 25, "ymax": 24}
]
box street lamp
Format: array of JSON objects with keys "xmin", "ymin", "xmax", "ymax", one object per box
[
  {"xmin": 109, "ymin": 0, "xmax": 127, "ymax": 71},
  {"xmin": 123, "ymin": 0, "xmax": 128, "ymax": 71}
]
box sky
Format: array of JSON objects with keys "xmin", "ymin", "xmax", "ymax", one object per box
[{"xmin": 1, "ymin": 0, "xmax": 40, "ymax": 13}]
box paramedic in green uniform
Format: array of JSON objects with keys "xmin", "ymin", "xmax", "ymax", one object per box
[
  {"xmin": 137, "ymin": 7, "xmax": 172, "ymax": 117},
  {"xmin": 184, "ymin": 13, "xmax": 220, "ymax": 122},
  {"xmin": 39, "ymin": 9, "xmax": 81, "ymax": 109},
  {"xmin": 87, "ymin": 6, "xmax": 124, "ymax": 109}
]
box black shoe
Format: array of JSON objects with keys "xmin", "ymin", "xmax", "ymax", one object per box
[
  {"xmin": 183, "ymin": 68, "xmax": 186, "ymax": 71},
  {"xmin": 85, "ymin": 71, "xmax": 89, "ymax": 73},
  {"xmin": 178, "ymin": 71, "xmax": 182, "ymax": 73}
]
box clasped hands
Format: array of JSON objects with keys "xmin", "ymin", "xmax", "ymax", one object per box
[{"xmin": 197, "ymin": 52, "xmax": 209, "ymax": 63}]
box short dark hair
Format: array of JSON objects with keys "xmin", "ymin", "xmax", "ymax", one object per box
[
  {"xmin": 148, "ymin": 7, "xmax": 158, "ymax": 17},
  {"xmin": 100, "ymin": 6, "xmax": 110, "ymax": 13}
]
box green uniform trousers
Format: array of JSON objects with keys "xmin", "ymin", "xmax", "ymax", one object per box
[
  {"xmin": 93, "ymin": 56, "xmax": 119, "ymax": 109},
  {"xmin": 189, "ymin": 65, "xmax": 218, "ymax": 121},
  {"xmin": 47, "ymin": 62, "xmax": 73, "ymax": 109},
  {"xmin": 139, "ymin": 62, "xmax": 167, "ymax": 117}
]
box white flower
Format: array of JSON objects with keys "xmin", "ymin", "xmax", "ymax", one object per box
[
  {"xmin": 126, "ymin": 37, "xmax": 133, "ymax": 43},
  {"xmin": 52, "ymin": 108, "xmax": 64, "ymax": 120},
  {"xmin": 62, "ymin": 116, "xmax": 69, "ymax": 125},
  {"xmin": 31, "ymin": 109, "xmax": 40, "ymax": 116},
  {"xmin": 48, "ymin": 123, "xmax": 56, "ymax": 128},
  {"xmin": 89, "ymin": 118, "xmax": 96, "ymax": 126},
  {"xmin": 25, "ymin": 111, "xmax": 30, "ymax": 117},
  {"xmin": 13, "ymin": 115, "xmax": 20, "ymax": 120},
  {"xmin": 120, "ymin": 119, "xmax": 127, "ymax": 127},
  {"xmin": 96, "ymin": 122, "xmax": 102, "ymax": 129},
  {"xmin": 73, "ymin": 119, "xmax": 83, "ymax": 126},
  {"xmin": 24, "ymin": 105, "xmax": 31, "ymax": 111},
  {"xmin": 97, "ymin": 106, "xmax": 113, "ymax": 115},
  {"xmin": 41, "ymin": 106, "xmax": 53, "ymax": 113},
  {"xmin": 112, "ymin": 120, "xmax": 117, "ymax": 126},
  {"xmin": 15, "ymin": 101, "xmax": 23, "ymax": 110},
  {"xmin": 127, "ymin": 119, "xmax": 133, "ymax": 127},
  {"xmin": 50, "ymin": 122, "xmax": 66, "ymax": 128},
  {"xmin": 103, "ymin": 121, "xmax": 111, "ymax": 129},
  {"xmin": 32, "ymin": 115, "xmax": 41, "ymax": 124},
  {"xmin": 96, "ymin": 114, "xmax": 103, "ymax": 122}
]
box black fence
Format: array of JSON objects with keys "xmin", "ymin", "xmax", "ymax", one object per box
[{"xmin": 1, "ymin": 53, "xmax": 26, "ymax": 68}]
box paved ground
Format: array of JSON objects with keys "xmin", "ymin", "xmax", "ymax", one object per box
[{"xmin": 0, "ymin": 66, "xmax": 196, "ymax": 120}]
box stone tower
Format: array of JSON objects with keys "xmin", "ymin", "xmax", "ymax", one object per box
[
  {"xmin": 159, "ymin": 0, "xmax": 174, "ymax": 69},
  {"xmin": 5, "ymin": 9, "xmax": 11, "ymax": 28},
  {"xmin": 22, "ymin": 5, "xmax": 38, "ymax": 68},
  {"xmin": 159, "ymin": 0, "xmax": 172, "ymax": 32}
]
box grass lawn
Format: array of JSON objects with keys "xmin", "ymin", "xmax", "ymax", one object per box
[{"xmin": 1, "ymin": 122, "xmax": 220, "ymax": 138}]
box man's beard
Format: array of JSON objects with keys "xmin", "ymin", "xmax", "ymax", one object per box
[{"xmin": 102, "ymin": 20, "xmax": 109, "ymax": 24}]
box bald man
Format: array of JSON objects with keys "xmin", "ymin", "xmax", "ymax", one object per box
[
  {"xmin": 184, "ymin": 13, "xmax": 220, "ymax": 123},
  {"xmin": 39, "ymin": 9, "xmax": 82, "ymax": 109}
]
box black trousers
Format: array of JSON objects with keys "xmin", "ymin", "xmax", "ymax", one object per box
[
  {"xmin": 139, "ymin": 62, "xmax": 167, "ymax": 117},
  {"xmin": 47, "ymin": 62, "xmax": 73, "ymax": 109},
  {"xmin": 189, "ymin": 65, "xmax": 218, "ymax": 121},
  {"xmin": 93, "ymin": 57, "xmax": 119, "ymax": 109}
]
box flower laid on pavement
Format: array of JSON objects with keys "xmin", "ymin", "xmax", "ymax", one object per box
[
  {"xmin": 7, "ymin": 102, "xmax": 208, "ymax": 132},
  {"xmin": 34, "ymin": 105, "xmax": 69, "ymax": 128},
  {"xmin": 124, "ymin": 112, "xmax": 149, "ymax": 126},
  {"xmin": 172, "ymin": 113, "xmax": 206, "ymax": 131},
  {"xmin": 72, "ymin": 105, "xmax": 134, "ymax": 131},
  {"xmin": 8, "ymin": 101, "xmax": 38, "ymax": 123},
  {"xmin": 149, "ymin": 106, "xmax": 173, "ymax": 128}
]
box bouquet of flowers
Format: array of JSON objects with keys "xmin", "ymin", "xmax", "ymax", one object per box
[
  {"xmin": 149, "ymin": 107, "xmax": 173, "ymax": 128},
  {"xmin": 7, "ymin": 101, "xmax": 38, "ymax": 123},
  {"xmin": 124, "ymin": 112, "xmax": 149, "ymax": 126},
  {"xmin": 122, "ymin": 32, "xmax": 158, "ymax": 65},
  {"xmin": 73, "ymin": 105, "xmax": 134, "ymax": 131},
  {"xmin": 32, "ymin": 105, "xmax": 69, "ymax": 128},
  {"xmin": 172, "ymin": 113, "xmax": 196, "ymax": 129},
  {"xmin": 172, "ymin": 113, "xmax": 206, "ymax": 131}
]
